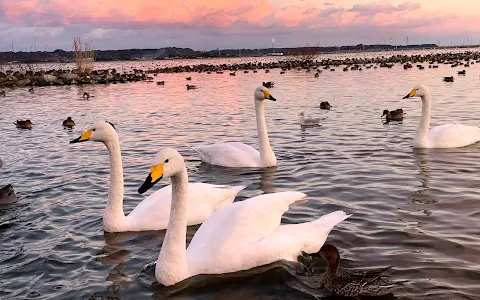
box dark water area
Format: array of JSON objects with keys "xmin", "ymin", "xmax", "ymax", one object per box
[{"xmin": 1, "ymin": 52, "xmax": 479, "ymax": 299}]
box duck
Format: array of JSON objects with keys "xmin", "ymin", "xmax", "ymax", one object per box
[
  {"xmin": 315, "ymin": 244, "xmax": 406, "ymax": 297},
  {"xmin": 299, "ymin": 112, "xmax": 321, "ymax": 126},
  {"xmin": 186, "ymin": 84, "xmax": 197, "ymax": 90},
  {"xmin": 314, "ymin": 72, "xmax": 319, "ymax": 78},
  {"xmin": 62, "ymin": 117, "xmax": 75, "ymax": 127},
  {"xmin": 0, "ymin": 90, "xmax": 5, "ymax": 97},
  {"xmin": 443, "ymin": 76, "xmax": 454, "ymax": 82},
  {"xmin": 137, "ymin": 148, "xmax": 350, "ymax": 286},
  {"xmin": 320, "ymin": 101, "xmax": 331, "ymax": 110},
  {"xmin": 186, "ymin": 76, "xmax": 192, "ymax": 81},
  {"xmin": 192, "ymin": 86, "xmax": 277, "ymax": 168},
  {"xmin": 157, "ymin": 81, "xmax": 165, "ymax": 85},
  {"xmin": 83, "ymin": 92, "xmax": 94, "ymax": 99},
  {"xmin": 262, "ymin": 81, "xmax": 275, "ymax": 88},
  {"xmin": 381, "ymin": 108, "xmax": 404, "ymax": 122},
  {"xmin": 28, "ymin": 87, "xmax": 34, "ymax": 93},
  {"xmin": 229, "ymin": 72, "xmax": 236, "ymax": 76},
  {"xmin": 457, "ymin": 70, "xmax": 466, "ymax": 75},
  {"xmin": 70, "ymin": 121, "xmax": 246, "ymax": 232},
  {"xmin": 403, "ymin": 84, "xmax": 480, "ymax": 148},
  {"xmin": 14, "ymin": 119, "xmax": 32, "ymax": 129},
  {"xmin": 0, "ymin": 184, "xmax": 17, "ymax": 205}
]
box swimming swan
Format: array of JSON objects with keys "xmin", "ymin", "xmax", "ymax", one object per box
[
  {"xmin": 403, "ymin": 84, "xmax": 480, "ymax": 148},
  {"xmin": 70, "ymin": 121, "xmax": 246, "ymax": 232},
  {"xmin": 138, "ymin": 148, "xmax": 351, "ymax": 286},
  {"xmin": 192, "ymin": 86, "xmax": 277, "ymax": 168}
]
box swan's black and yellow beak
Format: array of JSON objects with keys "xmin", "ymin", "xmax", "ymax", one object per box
[
  {"xmin": 138, "ymin": 164, "xmax": 164, "ymax": 194},
  {"xmin": 263, "ymin": 90, "xmax": 276, "ymax": 101},
  {"xmin": 70, "ymin": 129, "xmax": 93, "ymax": 143},
  {"xmin": 402, "ymin": 89, "xmax": 416, "ymax": 99}
]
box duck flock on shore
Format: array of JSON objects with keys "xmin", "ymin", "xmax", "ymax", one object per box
[{"xmin": 2, "ymin": 50, "xmax": 480, "ymax": 298}]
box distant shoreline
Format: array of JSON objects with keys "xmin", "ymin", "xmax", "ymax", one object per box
[{"xmin": 1, "ymin": 43, "xmax": 479, "ymax": 64}]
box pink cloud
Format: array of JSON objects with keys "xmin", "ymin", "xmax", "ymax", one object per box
[
  {"xmin": 348, "ymin": 1, "xmax": 421, "ymax": 16},
  {"xmin": 0, "ymin": 0, "xmax": 479, "ymax": 42},
  {"xmin": 0, "ymin": 0, "xmax": 275, "ymax": 28}
]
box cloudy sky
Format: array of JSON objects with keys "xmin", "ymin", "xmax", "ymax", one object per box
[{"xmin": 0, "ymin": 0, "xmax": 479, "ymax": 51}]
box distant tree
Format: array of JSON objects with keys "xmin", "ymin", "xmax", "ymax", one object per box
[{"xmin": 73, "ymin": 37, "xmax": 95, "ymax": 75}]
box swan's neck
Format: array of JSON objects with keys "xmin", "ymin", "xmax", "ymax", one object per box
[
  {"xmin": 103, "ymin": 138, "xmax": 127, "ymax": 231},
  {"xmin": 414, "ymin": 93, "xmax": 431, "ymax": 148},
  {"xmin": 255, "ymin": 100, "xmax": 277, "ymax": 167},
  {"xmin": 156, "ymin": 168, "xmax": 189, "ymax": 285}
]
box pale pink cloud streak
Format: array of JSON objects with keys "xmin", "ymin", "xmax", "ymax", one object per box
[{"xmin": 0, "ymin": 0, "xmax": 479, "ymax": 36}]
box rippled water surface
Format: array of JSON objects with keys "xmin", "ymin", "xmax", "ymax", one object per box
[{"xmin": 1, "ymin": 52, "xmax": 480, "ymax": 300}]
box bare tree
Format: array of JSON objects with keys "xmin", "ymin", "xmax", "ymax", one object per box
[
  {"xmin": 73, "ymin": 37, "xmax": 95, "ymax": 75},
  {"xmin": 287, "ymin": 43, "xmax": 321, "ymax": 63}
]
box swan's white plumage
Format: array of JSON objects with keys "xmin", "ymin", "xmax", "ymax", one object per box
[
  {"xmin": 405, "ymin": 84, "xmax": 480, "ymax": 148},
  {"xmin": 145, "ymin": 148, "xmax": 350, "ymax": 286},
  {"xmin": 192, "ymin": 86, "xmax": 277, "ymax": 168},
  {"xmin": 425, "ymin": 124, "xmax": 480, "ymax": 148},
  {"xmin": 71, "ymin": 122, "xmax": 246, "ymax": 233},
  {"xmin": 125, "ymin": 183, "xmax": 246, "ymax": 231},
  {"xmin": 193, "ymin": 142, "xmax": 260, "ymax": 168}
]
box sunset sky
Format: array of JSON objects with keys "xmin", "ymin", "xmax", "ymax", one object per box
[{"xmin": 0, "ymin": 0, "xmax": 479, "ymax": 51}]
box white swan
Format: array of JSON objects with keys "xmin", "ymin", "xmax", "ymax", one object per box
[
  {"xmin": 70, "ymin": 122, "xmax": 246, "ymax": 232},
  {"xmin": 299, "ymin": 111, "xmax": 321, "ymax": 126},
  {"xmin": 403, "ymin": 84, "xmax": 480, "ymax": 148},
  {"xmin": 192, "ymin": 86, "xmax": 277, "ymax": 168},
  {"xmin": 138, "ymin": 148, "xmax": 351, "ymax": 286}
]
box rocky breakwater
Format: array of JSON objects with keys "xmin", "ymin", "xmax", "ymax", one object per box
[{"xmin": 0, "ymin": 68, "xmax": 155, "ymax": 89}]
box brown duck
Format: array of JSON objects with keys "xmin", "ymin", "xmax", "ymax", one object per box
[
  {"xmin": 382, "ymin": 108, "xmax": 404, "ymax": 122},
  {"xmin": 62, "ymin": 117, "xmax": 75, "ymax": 127},
  {"xmin": 15, "ymin": 119, "xmax": 33, "ymax": 129},
  {"xmin": 316, "ymin": 244, "xmax": 406, "ymax": 297},
  {"xmin": 0, "ymin": 184, "xmax": 17, "ymax": 204}
]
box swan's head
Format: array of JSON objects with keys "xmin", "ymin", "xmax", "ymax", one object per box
[
  {"xmin": 318, "ymin": 244, "xmax": 340, "ymax": 266},
  {"xmin": 70, "ymin": 121, "xmax": 116, "ymax": 144},
  {"xmin": 138, "ymin": 148, "xmax": 185, "ymax": 194},
  {"xmin": 254, "ymin": 86, "xmax": 276, "ymax": 101},
  {"xmin": 402, "ymin": 84, "xmax": 428, "ymax": 99}
]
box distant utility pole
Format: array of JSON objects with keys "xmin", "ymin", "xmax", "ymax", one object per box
[{"xmin": 406, "ymin": 37, "xmax": 409, "ymax": 46}]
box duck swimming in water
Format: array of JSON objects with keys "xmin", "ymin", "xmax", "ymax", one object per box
[
  {"xmin": 0, "ymin": 184, "xmax": 17, "ymax": 205},
  {"xmin": 186, "ymin": 84, "xmax": 197, "ymax": 90},
  {"xmin": 15, "ymin": 119, "xmax": 33, "ymax": 129},
  {"xmin": 382, "ymin": 108, "xmax": 404, "ymax": 123},
  {"xmin": 320, "ymin": 101, "xmax": 331, "ymax": 110},
  {"xmin": 62, "ymin": 117, "xmax": 75, "ymax": 127},
  {"xmin": 83, "ymin": 92, "xmax": 93, "ymax": 99},
  {"xmin": 28, "ymin": 87, "xmax": 34, "ymax": 93},
  {"xmin": 262, "ymin": 81, "xmax": 275, "ymax": 88},
  {"xmin": 0, "ymin": 90, "xmax": 5, "ymax": 97},
  {"xmin": 316, "ymin": 244, "xmax": 406, "ymax": 297}
]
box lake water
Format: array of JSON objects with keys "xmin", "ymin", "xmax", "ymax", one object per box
[{"xmin": 1, "ymin": 50, "xmax": 479, "ymax": 300}]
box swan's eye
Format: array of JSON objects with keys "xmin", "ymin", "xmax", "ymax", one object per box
[
  {"xmin": 92, "ymin": 128, "xmax": 96, "ymax": 131},
  {"xmin": 165, "ymin": 159, "xmax": 169, "ymax": 163}
]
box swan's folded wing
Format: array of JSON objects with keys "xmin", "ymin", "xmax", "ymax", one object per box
[
  {"xmin": 429, "ymin": 124, "xmax": 480, "ymax": 148},
  {"xmin": 192, "ymin": 142, "xmax": 260, "ymax": 167},
  {"xmin": 187, "ymin": 191, "xmax": 307, "ymax": 257}
]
